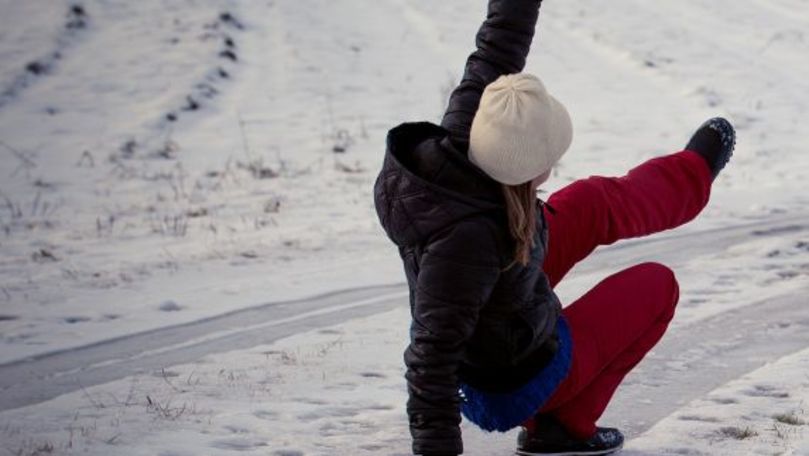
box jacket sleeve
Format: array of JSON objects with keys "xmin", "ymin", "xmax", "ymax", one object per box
[
  {"xmin": 405, "ymin": 220, "xmax": 502, "ymax": 456},
  {"xmin": 441, "ymin": 0, "xmax": 543, "ymax": 153}
]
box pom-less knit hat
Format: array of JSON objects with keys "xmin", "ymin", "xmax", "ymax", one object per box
[{"xmin": 469, "ymin": 73, "xmax": 573, "ymax": 186}]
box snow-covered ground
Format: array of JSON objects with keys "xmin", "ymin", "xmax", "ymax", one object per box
[
  {"xmin": 0, "ymin": 0, "xmax": 808, "ymax": 454},
  {"xmin": 0, "ymin": 0, "xmax": 407, "ymax": 363},
  {"xmin": 3, "ymin": 282, "xmax": 809, "ymax": 455}
]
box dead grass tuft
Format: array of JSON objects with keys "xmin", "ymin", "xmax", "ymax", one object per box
[
  {"xmin": 716, "ymin": 426, "xmax": 758, "ymax": 440},
  {"xmin": 773, "ymin": 411, "xmax": 805, "ymax": 426}
]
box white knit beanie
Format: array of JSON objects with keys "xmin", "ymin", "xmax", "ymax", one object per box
[{"xmin": 469, "ymin": 73, "xmax": 573, "ymax": 186}]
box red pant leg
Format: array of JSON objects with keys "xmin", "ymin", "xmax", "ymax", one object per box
[
  {"xmin": 542, "ymin": 150, "xmax": 712, "ymax": 287},
  {"xmin": 538, "ymin": 262, "xmax": 680, "ymax": 438}
]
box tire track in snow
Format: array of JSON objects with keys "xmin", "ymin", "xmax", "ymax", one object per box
[
  {"xmin": 0, "ymin": 5, "xmax": 89, "ymax": 109},
  {"xmin": 0, "ymin": 214, "xmax": 805, "ymax": 415},
  {"xmin": 0, "ymin": 283, "xmax": 408, "ymax": 412}
]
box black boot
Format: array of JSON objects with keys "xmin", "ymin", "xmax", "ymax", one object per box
[
  {"xmin": 516, "ymin": 414, "xmax": 624, "ymax": 456},
  {"xmin": 685, "ymin": 117, "xmax": 736, "ymax": 180}
]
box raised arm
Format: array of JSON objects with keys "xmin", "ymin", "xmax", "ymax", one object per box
[{"xmin": 441, "ymin": 0, "xmax": 543, "ymax": 153}]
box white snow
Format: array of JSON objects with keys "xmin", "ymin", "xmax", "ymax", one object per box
[
  {"xmin": 0, "ymin": 0, "xmax": 406, "ymax": 363},
  {"xmin": 0, "ymin": 307, "xmax": 411, "ymax": 455},
  {"xmin": 0, "ymin": 0, "xmax": 808, "ymax": 454}
]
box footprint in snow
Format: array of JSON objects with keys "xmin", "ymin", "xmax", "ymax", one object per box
[
  {"xmin": 324, "ymin": 381, "xmax": 358, "ymax": 391},
  {"xmin": 298, "ymin": 406, "xmax": 360, "ymax": 422},
  {"xmin": 210, "ymin": 438, "xmax": 267, "ymax": 451},
  {"xmin": 708, "ymin": 396, "xmax": 739, "ymax": 405},
  {"xmin": 272, "ymin": 450, "xmax": 303, "ymax": 456},
  {"xmin": 678, "ymin": 414, "xmax": 721, "ymax": 423},
  {"xmin": 252, "ymin": 409, "xmax": 278, "ymax": 420},
  {"xmin": 223, "ymin": 425, "xmax": 250, "ymax": 434},
  {"xmin": 292, "ymin": 396, "xmax": 328, "ymax": 405},
  {"xmin": 751, "ymin": 224, "xmax": 805, "ymax": 237},
  {"xmin": 359, "ymin": 371, "xmax": 386, "ymax": 379},
  {"xmin": 366, "ymin": 403, "xmax": 395, "ymax": 411},
  {"xmin": 152, "ymin": 369, "xmax": 181, "ymax": 378},
  {"xmin": 159, "ymin": 301, "xmax": 183, "ymax": 312},
  {"xmin": 745, "ymin": 384, "xmax": 789, "ymax": 398},
  {"xmin": 650, "ymin": 447, "xmax": 708, "ymax": 455}
]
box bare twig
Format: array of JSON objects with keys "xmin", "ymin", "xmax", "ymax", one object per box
[
  {"xmin": 237, "ymin": 112, "xmax": 253, "ymax": 162},
  {"xmin": 325, "ymin": 93, "xmax": 336, "ymax": 136},
  {"xmin": 359, "ymin": 115, "xmax": 369, "ymax": 139},
  {"xmin": 105, "ymin": 433, "xmax": 121, "ymax": 445},
  {"xmin": 1, "ymin": 193, "xmax": 22, "ymax": 219},
  {"xmin": 185, "ymin": 369, "xmax": 198, "ymax": 386},
  {"xmin": 78, "ymin": 381, "xmax": 105, "ymax": 409},
  {"xmin": 334, "ymin": 159, "xmax": 365, "ymax": 174},
  {"xmin": 96, "ymin": 214, "xmax": 115, "ymax": 237},
  {"xmin": 123, "ymin": 380, "xmax": 138, "ymax": 406},
  {"xmin": 76, "ymin": 150, "xmax": 95, "ymax": 167},
  {"xmin": 1, "ymin": 140, "xmax": 37, "ymax": 178},
  {"xmin": 31, "ymin": 191, "xmax": 41, "ymax": 217},
  {"xmin": 145, "ymin": 394, "xmax": 189, "ymax": 420},
  {"xmin": 160, "ymin": 368, "xmax": 187, "ymax": 393}
]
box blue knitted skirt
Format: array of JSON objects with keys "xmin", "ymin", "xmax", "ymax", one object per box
[{"xmin": 459, "ymin": 316, "xmax": 573, "ymax": 432}]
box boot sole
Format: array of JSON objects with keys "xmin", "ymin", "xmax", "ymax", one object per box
[{"xmin": 515, "ymin": 441, "xmax": 623, "ymax": 456}]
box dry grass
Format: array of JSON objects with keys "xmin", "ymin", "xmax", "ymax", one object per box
[
  {"xmin": 716, "ymin": 425, "xmax": 758, "ymax": 440},
  {"xmin": 773, "ymin": 412, "xmax": 806, "ymax": 426},
  {"xmin": 4, "ymin": 438, "xmax": 56, "ymax": 456},
  {"xmin": 145, "ymin": 394, "xmax": 195, "ymax": 420}
]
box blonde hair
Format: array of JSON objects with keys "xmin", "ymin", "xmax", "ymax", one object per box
[{"xmin": 501, "ymin": 180, "xmax": 538, "ymax": 271}]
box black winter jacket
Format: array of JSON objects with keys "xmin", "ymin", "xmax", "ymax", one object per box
[{"xmin": 372, "ymin": 1, "xmax": 561, "ymax": 455}]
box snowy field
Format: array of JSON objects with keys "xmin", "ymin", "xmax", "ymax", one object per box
[{"xmin": 0, "ymin": 0, "xmax": 808, "ymax": 455}]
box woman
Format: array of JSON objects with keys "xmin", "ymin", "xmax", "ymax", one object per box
[{"xmin": 372, "ymin": 1, "xmax": 735, "ymax": 455}]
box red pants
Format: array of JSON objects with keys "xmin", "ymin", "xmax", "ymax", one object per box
[{"xmin": 525, "ymin": 150, "xmax": 713, "ymax": 439}]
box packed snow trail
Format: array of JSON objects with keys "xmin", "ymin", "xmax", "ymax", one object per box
[{"xmin": 0, "ymin": 214, "xmax": 805, "ymax": 420}]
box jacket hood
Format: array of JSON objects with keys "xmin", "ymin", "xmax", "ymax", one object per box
[{"xmin": 373, "ymin": 122, "xmax": 506, "ymax": 248}]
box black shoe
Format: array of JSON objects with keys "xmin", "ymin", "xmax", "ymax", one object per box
[
  {"xmin": 685, "ymin": 117, "xmax": 736, "ymax": 181},
  {"xmin": 516, "ymin": 414, "xmax": 624, "ymax": 455}
]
